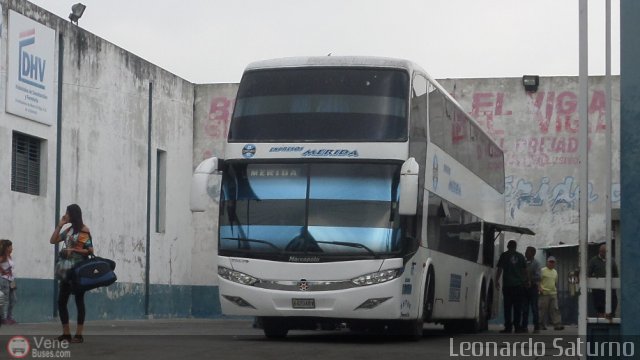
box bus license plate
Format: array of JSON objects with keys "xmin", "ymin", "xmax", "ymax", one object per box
[{"xmin": 292, "ymin": 298, "xmax": 315, "ymax": 309}]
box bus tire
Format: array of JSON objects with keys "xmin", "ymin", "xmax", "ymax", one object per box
[
  {"xmin": 463, "ymin": 288, "xmax": 488, "ymax": 333},
  {"xmin": 485, "ymin": 286, "xmax": 493, "ymax": 330},
  {"xmin": 423, "ymin": 267, "xmax": 435, "ymax": 323},
  {"xmin": 262, "ymin": 317, "xmax": 289, "ymax": 339},
  {"xmin": 476, "ymin": 290, "xmax": 488, "ymax": 332}
]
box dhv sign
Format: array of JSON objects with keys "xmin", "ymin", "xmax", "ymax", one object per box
[
  {"xmin": 19, "ymin": 29, "xmax": 46, "ymax": 89},
  {"xmin": 7, "ymin": 10, "xmax": 56, "ymax": 125}
]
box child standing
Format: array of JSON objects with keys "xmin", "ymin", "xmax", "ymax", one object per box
[{"xmin": 0, "ymin": 239, "xmax": 17, "ymax": 325}]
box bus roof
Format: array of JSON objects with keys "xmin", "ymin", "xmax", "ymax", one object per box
[
  {"xmin": 244, "ymin": 57, "xmax": 454, "ymax": 112},
  {"xmin": 245, "ymin": 56, "xmax": 422, "ymax": 73},
  {"xmin": 242, "ymin": 56, "xmax": 503, "ymax": 152}
]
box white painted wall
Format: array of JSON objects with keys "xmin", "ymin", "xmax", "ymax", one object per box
[{"xmin": 0, "ymin": 1, "xmax": 195, "ymax": 287}]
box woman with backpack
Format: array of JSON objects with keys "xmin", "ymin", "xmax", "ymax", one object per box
[{"xmin": 49, "ymin": 204, "xmax": 93, "ymax": 343}]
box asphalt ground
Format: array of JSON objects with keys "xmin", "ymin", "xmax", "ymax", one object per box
[{"xmin": 0, "ymin": 319, "xmax": 624, "ymax": 360}]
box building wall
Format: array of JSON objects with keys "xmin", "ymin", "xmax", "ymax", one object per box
[
  {"xmin": 0, "ymin": 0, "xmax": 198, "ymax": 321},
  {"xmin": 190, "ymin": 84, "xmax": 237, "ymax": 316},
  {"xmin": 192, "ymin": 83, "xmax": 237, "ymax": 288}
]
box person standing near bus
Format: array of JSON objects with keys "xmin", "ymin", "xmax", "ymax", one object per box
[
  {"xmin": 495, "ymin": 240, "xmax": 528, "ymax": 333},
  {"xmin": 522, "ymin": 246, "xmax": 541, "ymax": 333},
  {"xmin": 538, "ymin": 256, "xmax": 564, "ymax": 330},
  {"xmin": 588, "ymin": 244, "xmax": 619, "ymax": 318}
]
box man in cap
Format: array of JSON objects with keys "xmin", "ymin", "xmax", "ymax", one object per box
[{"xmin": 538, "ymin": 256, "xmax": 564, "ymax": 330}]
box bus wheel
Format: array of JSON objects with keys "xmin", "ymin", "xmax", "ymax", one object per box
[
  {"xmin": 423, "ymin": 267, "xmax": 435, "ymax": 322},
  {"xmin": 484, "ymin": 288, "xmax": 493, "ymax": 330},
  {"xmin": 464, "ymin": 291, "xmax": 487, "ymax": 333},
  {"xmin": 476, "ymin": 292, "xmax": 488, "ymax": 332},
  {"xmin": 262, "ymin": 317, "xmax": 289, "ymax": 339}
]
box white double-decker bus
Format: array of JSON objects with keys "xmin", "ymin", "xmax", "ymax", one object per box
[{"xmin": 191, "ymin": 56, "xmax": 533, "ymax": 339}]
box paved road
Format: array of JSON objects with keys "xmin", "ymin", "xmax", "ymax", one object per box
[{"xmin": 0, "ymin": 319, "xmax": 587, "ymax": 360}]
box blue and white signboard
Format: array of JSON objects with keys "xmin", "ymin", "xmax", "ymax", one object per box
[{"xmin": 7, "ymin": 10, "xmax": 56, "ymax": 125}]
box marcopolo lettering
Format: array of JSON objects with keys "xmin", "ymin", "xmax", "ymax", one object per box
[
  {"xmin": 19, "ymin": 29, "xmax": 46, "ymax": 90},
  {"xmin": 289, "ymin": 256, "xmax": 321, "ymax": 263},
  {"xmin": 302, "ymin": 149, "xmax": 359, "ymax": 157}
]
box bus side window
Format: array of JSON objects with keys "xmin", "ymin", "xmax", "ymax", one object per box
[
  {"xmin": 428, "ymin": 87, "xmax": 446, "ymax": 149},
  {"xmin": 411, "ymin": 75, "xmax": 428, "ymax": 141}
]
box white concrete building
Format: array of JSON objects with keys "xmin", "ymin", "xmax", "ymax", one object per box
[{"xmin": 1, "ymin": 0, "xmax": 199, "ymax": 321}]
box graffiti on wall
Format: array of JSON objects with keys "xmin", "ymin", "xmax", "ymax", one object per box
[
  {"xmin": 469, "ymin": 90, "xmax": 609, "ymax": 169},
  {"xmin": 452, "ymin": 85, "xmax": 620, "ymax": 229},
  {"xmin": 505, "ymin": 175, "xmax": 620, "ymax": 219},
  {"xmin": 201, "ymin": 96, "xmax": 234, "ymax": 160}
]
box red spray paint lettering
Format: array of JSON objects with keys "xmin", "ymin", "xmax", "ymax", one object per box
[
  {"xmin": 204, "ymin": 97, "xmax": 234, "ymax": 139},
  {"xmin": 470, "ymin": 92, "xmax": 509, "ymax": 136},
  {"xmin": 530, "ymin": 90, "xmax": 607, "ymax": 134}
]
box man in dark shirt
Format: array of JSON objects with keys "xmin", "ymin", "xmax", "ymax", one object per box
[
  {"xmin": 496, "ymin": 240, "xmax": 529, "ymax": 333},
  {"xmin": 588, "ymin": 244, "xmax": 619, "ymax": 317}
]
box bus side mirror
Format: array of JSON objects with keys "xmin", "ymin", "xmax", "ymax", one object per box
[
  {"xmin": 399, "ymin": 157, "xmax": 419, "ymax": 215},
  {"xmin": 190, "ymin": 157, "xmax": 222, "ymax": 212}
]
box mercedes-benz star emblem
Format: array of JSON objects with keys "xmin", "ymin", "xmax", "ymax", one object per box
[{"xmin": 298, "ymin": 280, "xmax": 310, "ymax": 291}]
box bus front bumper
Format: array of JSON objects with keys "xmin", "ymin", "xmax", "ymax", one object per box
[{"xmin": 218, "ymin": 277, "xmax": 407, "ymax": 320}]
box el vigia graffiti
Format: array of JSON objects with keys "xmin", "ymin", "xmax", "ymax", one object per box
[
  {"xmin": 469, "ymin": 89, "xmax": 611, "ymax": 169},
  {"xmin": 444, "ymin": 80, "xmax": 621, "ymax": 230}
]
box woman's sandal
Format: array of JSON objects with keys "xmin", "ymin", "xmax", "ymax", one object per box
[
  {"xmin": 57, "ymin": 334, "xmax": 72, "ymax": 342},
  {"xmin": 71, "ymin": 335, "xmax": 84, "ymax": 343}
]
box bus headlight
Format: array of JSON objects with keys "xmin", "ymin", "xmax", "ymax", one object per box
[
  {"xmin": 351, "ymin": 268, "xmax": 403, "ymax": 286},
  {"xmin": 218, "ymin": 266, "xmax": 259, "ymax": 286}
]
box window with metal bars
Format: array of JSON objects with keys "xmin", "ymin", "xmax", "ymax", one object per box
[{"xmin": 11, "ymin": 132, "xmax": 42, "ymax": 196}]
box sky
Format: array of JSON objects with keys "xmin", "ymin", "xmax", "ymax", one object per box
[{"xmin": 27, "ymin": 0, "xmax": 621, "ymax": 84}]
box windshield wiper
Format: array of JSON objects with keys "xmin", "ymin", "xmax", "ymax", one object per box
[
  {"xmin": 315, "ymin": 241, "xmax": 379, "ymax": 258},
  {"xmin": 221, "ymin": 237, "xmax": 281, "ymax": 251}
]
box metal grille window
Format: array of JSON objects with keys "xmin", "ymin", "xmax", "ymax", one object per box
[{"xmin": 12, "ymin": 132, "xmax": 42, "ymax": 196}]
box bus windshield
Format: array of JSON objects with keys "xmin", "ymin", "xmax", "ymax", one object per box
[
  {"xmin": 229, "ymin": 68, "xmax": 409, "ymax": 142},
  {"xmin": 219, "ymin": 162, "xmax": 405, "ymax": 260}
]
